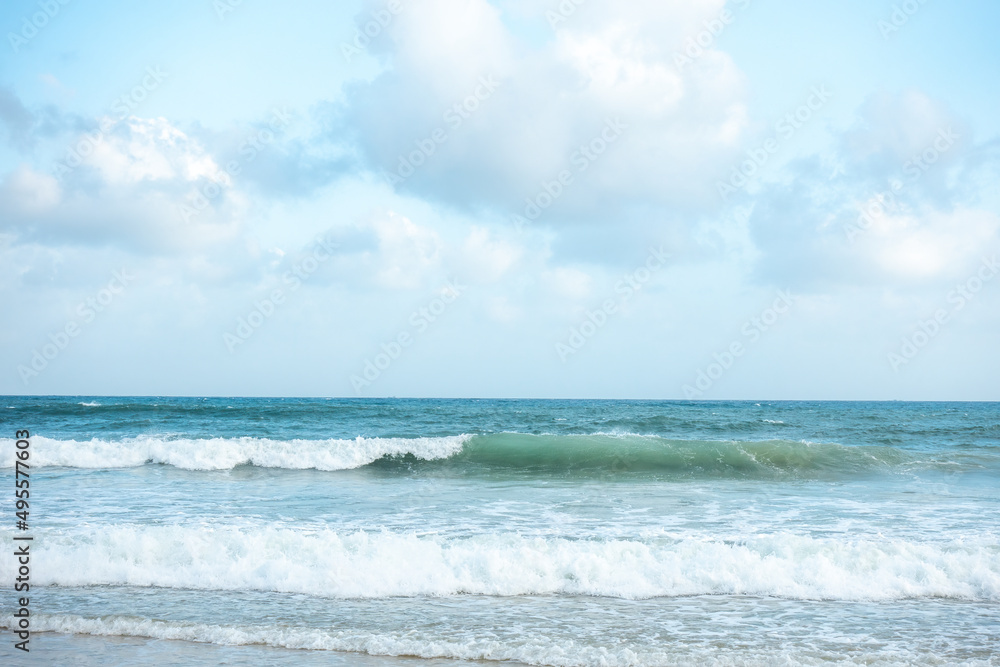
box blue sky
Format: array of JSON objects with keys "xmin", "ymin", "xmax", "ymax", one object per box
[{"xmin": 1, "ymin": 0, "xmax": 998, "ymax": 398}]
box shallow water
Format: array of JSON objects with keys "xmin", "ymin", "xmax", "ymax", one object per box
[{"xmin": 1, "ymin": 398, "xmax": 998, "ymax": 665}]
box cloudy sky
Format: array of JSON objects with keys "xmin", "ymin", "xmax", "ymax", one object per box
[{"xmin": 1, "ymin": 0, "xmax": 998, "ymax": 399}]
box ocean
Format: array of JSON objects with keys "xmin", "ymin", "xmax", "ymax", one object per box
[{"xmin": 1, "ymin": 398, "xmax": 998, "ymax": 666}]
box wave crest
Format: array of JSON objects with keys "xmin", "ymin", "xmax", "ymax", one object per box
[
  {"xmin": 1, "ymin": 432, "xmax": 985, "ymax": 477},
  {"xmin": 0, "ymin": 435, "xmax": 469, "ymax": 471},
  {"xmin": 4, "ymin": 527, "xmax": 997, "ymax": 601}
]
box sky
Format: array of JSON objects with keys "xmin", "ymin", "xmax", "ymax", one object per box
[{"xmin": 1, "ymin": 0, "xmax": 998, "ymax": 399}]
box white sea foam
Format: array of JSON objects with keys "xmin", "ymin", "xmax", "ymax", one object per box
[
  {"xmin": 3, "ymin": 527, "xmax": 997, "ymax": 602},
  {"xmin": 79, "ymin": 401, "xmax": 101, "ymax": 407},
  {"xmin": 7, "ymin": 614, "xmax": 997, "ymax": 667},
  {"xmin": 0, "ymin": 434, "xmax": 470, "ymax": 470}
]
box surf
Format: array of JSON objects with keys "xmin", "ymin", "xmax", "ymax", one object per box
[
  {"xmin": 4, "ymin": 526, "xmax": 997, "ymax": 602},
  {"xmin": 1, "ymin": 432, "xmax": 989, "ymax": 478}
]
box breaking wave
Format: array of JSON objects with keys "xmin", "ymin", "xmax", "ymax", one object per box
[
  {"xmin": 3, "ymin": 526, "xmax": 997, "ymax": 602},
  {"xmin": 1, "ymin": 432, "xmax": 992, "ymax": 477}
]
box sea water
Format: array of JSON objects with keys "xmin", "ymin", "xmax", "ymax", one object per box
[{"xmin": 1, "ymin": 398, "xmax": 998, "ymax": 665}]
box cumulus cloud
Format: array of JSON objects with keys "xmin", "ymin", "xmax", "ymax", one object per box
[
  {"xmin": 0, "ymin": 114, "xmax": 250, "ymax": 254},
  {"xmin": 855, "ymin": 207, "xmax": 999, "ymax": 282},
  {"xmin": 85, "ymin": 116, "xmax": 222, "ymax": 185},
  {"xmin": 456, "ymin": 226, "xmax": 523, "ymax": 283},
  {"xmin": 336, "ymin": 0, "xmax": 749, "ymax": 219},
  {"xmin": 0, "ymin": 165, "xmax": 61, "ymax": 214},
  {"xmin": 370, "ymin": 211, "xmax": 444, "ymax": 288},
  {"xmin": 743, "ymin": 91, "xmax": 999, "ymax": 290},
  {"xmin": 843, "ymin": 90, "xmax": 961, "ymax": 166}
]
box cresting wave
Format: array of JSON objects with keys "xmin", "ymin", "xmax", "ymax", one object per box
[
  {"xmin": 447, "ymin": 433, "xmax": 921, "ymax": 476},
  {"xmin": 0, "ymin": 434, "xmax": 470, "ymax": 471},
  {"xmin": 0, "ymin": 432, "xmax": 966, "ymax": 476},
  {"xmin": 3, "ymin": 527, "xmax": 997, "ymax": 601}
]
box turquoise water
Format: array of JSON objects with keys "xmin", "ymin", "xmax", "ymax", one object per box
[{"xmin": 2, "ymin": 398, "xmax": 999, "ymax": 665}]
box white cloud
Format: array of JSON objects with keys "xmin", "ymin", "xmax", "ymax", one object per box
[
  {"xmin": 344, "ymin": 0, "xmax": 749, "ymax": 215},
  {"xmin": 371, "ymin": 211, "xmax": 444, "ymax": 288},
  {"xmin": 457, "ymin": 226, "xmax": 523, "ymax": 282},
  {"xmin": 542, "ymin": 266, "xmax": 593, "ymax": 300},
  {"xmin": 0, "ymin": 165, "xmax": 61, "ymax": 213},
  {"xmin": 0, "ymin": 115, "xmax": 247, "ymax": 254},
  {"xmin": 746, "ymin": 90, "xmax": 998, "ymax": 290},
  {"xmin": 486, "ymin": 294, "xmax": 521, "ymax": 322},
  {"xmin": 85, "ymin": 116, "xmax": 220, "ymax": 185},
  {"xmin": 859, "ymin": 207, "xmax": 1000, "ymax": 281},
  {"xmin": 844, "ymin": 90, "xmax": 960, "ymax": 164}
]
